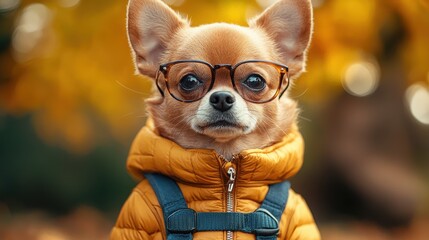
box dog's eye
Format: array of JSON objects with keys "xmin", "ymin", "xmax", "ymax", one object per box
[
  {"xmin": 242, "ymin": 74, "xmax": 266, "ymax": 92},
  {"xmin": 179, "ymin": 74, "xmax": 203, "ymax": 91}
]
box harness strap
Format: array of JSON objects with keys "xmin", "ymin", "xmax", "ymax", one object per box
[
  {"xmin": 144, "ymin": 173, "xmax": 192, "ymax": 240},
  {"xmin": 145, "ymin": 173, "xmax": 290, "ymax": 240},
  {"xmin": 256, "ymin": 180, "xmax": 290, "ymax": 240},
  {"xmin": 167, "ymin": 208, "xmax": 279, "ymax": 235},
  {"xmin": 260, "ymin": 180, "xmax": 291, "ymax": 222}
]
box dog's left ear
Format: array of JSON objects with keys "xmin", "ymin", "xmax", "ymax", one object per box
[{"xmin": 250, "ymin": 0, "xmax": 313, "ymax": 78}]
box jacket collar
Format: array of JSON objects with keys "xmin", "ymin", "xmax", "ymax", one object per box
[{"xmin": 127, "ymin": 119, "xmax": 304, "ymax": 186}]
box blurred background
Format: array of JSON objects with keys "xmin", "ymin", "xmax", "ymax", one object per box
[{"xmin": 0, "ymin": 0, "xmax": 428, "ymax": 239}]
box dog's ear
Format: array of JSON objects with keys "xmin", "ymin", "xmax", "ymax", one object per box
[
  {"xmin": 127, "ymin": 0, "xmax": 188, "ymax": 77},
  {"xmin": 250, "ymin": 0, "xmax": 313, "ymax": 78}
]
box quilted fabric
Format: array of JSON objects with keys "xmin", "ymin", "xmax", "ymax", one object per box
[{"xmin": 111, "ymin": 119, "xmax": 320, "ymax": 240}]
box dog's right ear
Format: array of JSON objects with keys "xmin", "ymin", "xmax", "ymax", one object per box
[{"xmin": 127, "ymin": 0, "xmax": 188, "ymax": 77}]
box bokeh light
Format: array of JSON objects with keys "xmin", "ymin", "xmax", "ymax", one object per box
[
  {"xmin": 0, "ymin": 0, "xmax": 19, "ymax": 11},
  {"xmin": 12, "ymin": 3, "xmax": 51, "ymax": 62},
  {"xmin": 342, "ymin": 59, "xmax": 380, "ymax": 97},
  {"xmin": 406, "ymin": 83, "xmax": 429, "ymax": 125}
]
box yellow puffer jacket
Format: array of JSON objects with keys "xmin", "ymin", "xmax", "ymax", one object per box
[{"xmin": 111, "ymin": 120, "xmax": 320, "ymax": 240}]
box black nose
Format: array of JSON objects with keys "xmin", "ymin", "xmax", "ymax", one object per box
[{"xmin": 210, "ymin": 91, "xmax": 235, "ymax": 112}]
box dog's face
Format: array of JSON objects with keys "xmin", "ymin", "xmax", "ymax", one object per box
[{"xmin": 127, "ymin": 0, "xmax": 313, "ymax": 158}]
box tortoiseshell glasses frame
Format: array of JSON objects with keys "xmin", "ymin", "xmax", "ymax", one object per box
[{"xmin": 155, "ymin": 59, "xmax": 290, "ymax": 104}]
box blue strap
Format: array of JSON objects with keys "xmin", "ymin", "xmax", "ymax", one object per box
[
  {"xmin": 167, "ymin": 208, "xmax": 278, "ymax": 235},
  {"xmin": 260, "ymin": 181, "xmax": 291, "ymax": 221},
  {"xmin": 145, "ymin": 173, "xmax": 290, "ymax": 240},
  {"xmin": 144, "ymin": 173, "xmax": 192, "ymax": 240},
  {"xmin": 257, "ymin": 181, "xmax": 290, "ymax": 240}
]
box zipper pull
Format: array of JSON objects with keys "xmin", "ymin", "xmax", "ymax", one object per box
[{"xmin": 227, "ymin": 167, "xmax": 236, "ymax": 192}]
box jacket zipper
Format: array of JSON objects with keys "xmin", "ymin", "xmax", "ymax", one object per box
[
  {"xmin": 224, "ymin": 155, "xmax": 237, "ymax": 240},
  {"xmin": 226, "ymin": 166, "xmax": 236, "ymax": 212}
]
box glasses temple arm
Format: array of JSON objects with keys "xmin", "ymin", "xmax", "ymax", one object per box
[
  {"xmin": 155, "ymin": 70, "xmax": 165, "ymax": 97},
  {"xmin": 278, "ymin": 73, "xmax": 290, "ymax": 99}
]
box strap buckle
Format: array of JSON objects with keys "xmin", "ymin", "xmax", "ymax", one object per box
[
  {"xmin": 253, "ymin": 208, "xmax": 280, "ymax": 236},
  {"xmin": 167, "ymin": 208, "xmax": 197, "ymax": 233}
]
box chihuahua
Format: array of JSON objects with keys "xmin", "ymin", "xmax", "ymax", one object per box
[
  {"xmin": 128, "ymin": 0, "xmax": 313, "ymax": 159},
  {"xmin": 111, "ymin": 0, "xmax": 319, "ymax": 239}
]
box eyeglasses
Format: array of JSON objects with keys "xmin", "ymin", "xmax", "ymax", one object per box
[{"xmin": 155, "ymin": 60, "xmax": 290, "ymax": 103}]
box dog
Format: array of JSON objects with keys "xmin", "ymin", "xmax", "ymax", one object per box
[{"xmin": 111, "ymin": 0, "xmax": 320, "ymax": 239}]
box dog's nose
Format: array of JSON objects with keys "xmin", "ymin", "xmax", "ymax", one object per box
[{"xmin": 210, "ymin": 91, "xmax": 235, "ymax": 112}]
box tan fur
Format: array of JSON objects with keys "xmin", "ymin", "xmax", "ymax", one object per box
[{"xmin": 127, "ymin": 0, "xmax": 313, "ymax": 159}]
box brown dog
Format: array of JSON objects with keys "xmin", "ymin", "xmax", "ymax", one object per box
[{"xmin": 111, "ymin": 0, "xmax": 319, "ymax": 239}]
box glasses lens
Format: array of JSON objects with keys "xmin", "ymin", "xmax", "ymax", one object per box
[
  {"xmin": 165, "ymin": 62, "xmax": 212, "ymax": 102},
  {"xmin": 233, "ymin": 62, "xmax": 284, "ymax": 103}
]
